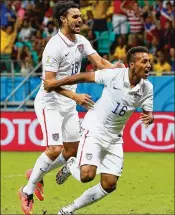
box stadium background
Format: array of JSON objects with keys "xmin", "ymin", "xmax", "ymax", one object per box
[{"xmin": 1, "ymin": 0, "xmax": 174, "ymax": 214}]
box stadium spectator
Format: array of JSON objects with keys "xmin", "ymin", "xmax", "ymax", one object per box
[
  {"xmin": 91, "ymin": 0, "xmax": 110, "ymax": 32},
  {"xmin": 21, "ymin": 0, "xmax": 35, "ymax": 10},
  {"xmin": 113, "ymin": 36, "xmax": 127, "ymax": 63},
  {"xmin": 17, "ymin": 45, "xmax": 33, "ymax": 75},
  {"xmin": 160, "ymin": 1, "xmax": 174, "ymax": 29},
  {"xmin": 0, "ymin": 1, "xmax": 16, "ymax": 27},
  {"xmin": 153, "ymin": 0, "xmax": 163, "ymax": 19},
  {"xmin": 43, "ymin": 21, "xmax": 57, "ymax": 40},
  {"xmin": 0, "ymin": 18, "xmax": 20, "ymax": 72},
  {"xmin": 85, "ymin": 10, "xmax": 94, "ymax": 29},
  {"xmin": 127, "ymin": 34, "xmax": 144, "ymax": 48},
  {"xmin": 163, "ymin": 21, "xmax": 174, "ymax": 49},
  {"xmin": 144, "ymin": 15, "xmax": 156, "ymax": 44},
  {"xmin": 80, "ymin": 0, "xmax": 93, "ymax": 21},
  {"xmin": 148, "ymin": 36, "xmax": 161, "ymax": 56},
  {"xmin": 121, "ymin": 0, "xmax": 144, "ymax": 34},
  {"xmin": 18, "ymin": 18, "xmax": 35, "ymax": 42},
  {"xmin": 86, "ymin": 29, "xmax": 98, "ymax": 50},
  {"xmin": 153, "ymin": 50, "xmax": 171, "ymax": 75},
  {"xmin": 112, "ymin": 0, "xmax": 128, "ymax": 36},
  {"xmin": 169, "ymin": 48, "xmax": 175, "ymax": 71},
  {"xmin": 42, "ymin": 1, "xmax": 54, "ymax": 27},
  {"xmin": 13, "ymin": 1, "xmax": 25, "ymax": 21}
]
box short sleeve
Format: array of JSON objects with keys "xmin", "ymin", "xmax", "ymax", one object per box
[
  {"xmin": 141, "ymin": 86, "xmax": 153, "ymax": 111},
  {"xmin": 42, "ymin": 42, "xmax": 61, "ymax": 72},
  {"xmin": 95, "ymin": 69, "xmax": 118, "ymax": 86},
  {"xmin": 82, "ymin": 37, "xmax": 96, "ymax": 57}
]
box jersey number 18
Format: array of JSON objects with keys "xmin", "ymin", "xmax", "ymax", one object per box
[{"xmin": 71, "ymin": 62, "xmax": 79, "ymax": 75}]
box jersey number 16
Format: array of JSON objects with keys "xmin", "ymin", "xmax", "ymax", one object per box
[{"xmin": 112, "ymin": 102, "xmax": 128, "ymax": 116}]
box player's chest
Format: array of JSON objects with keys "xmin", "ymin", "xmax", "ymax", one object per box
[
  {"xmin": 109, "ymin": 85, "xmax": 143, "ymax": 109},
  {"xmin": 59, "ymin": 44, "xmax": 84, "ymax": 66}
]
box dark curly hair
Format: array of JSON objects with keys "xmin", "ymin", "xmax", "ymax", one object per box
[
  {"xmin": 127, "ymin": 46, "xmax": 149, "ymax": 67},
  {"xmin": 52, "ymin": 1, "xmax": 79, "ymax": 27}
]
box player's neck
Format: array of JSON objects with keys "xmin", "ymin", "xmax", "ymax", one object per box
[
  {"xmin": 129, "ymin": 71, "xmax": 141, "ymax": 88},
  {"xmin": 60, "ymin": 29, "xmax": 76, "ymax": 42}
]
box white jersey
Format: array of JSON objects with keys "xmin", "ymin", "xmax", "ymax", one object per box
[
  {"xmin": 82, "ymin": 68, "xmax": 153, "ymax": 144},
  {"xmin": 36, "ymin": 30, "xmax": 96, "ymax": 112}
]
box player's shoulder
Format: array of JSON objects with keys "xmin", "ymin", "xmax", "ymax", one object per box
[
  {"xmin": 142, "ymin": 79, "xmax": 153, "ymax": 92},
  {"xmin": 110, "ymin": 67, "xmax": 128, "ymax": 79},
  {"xmin": 96, "ymin": 68, "xmax": 127, "ymax": 83},
  {"xmin": 46, "ymin": 34, "xmax": 60, "ymax": 45},
  {"xmin": 43, "ymin": 34, "xmax": 61, "ymax": 54}
]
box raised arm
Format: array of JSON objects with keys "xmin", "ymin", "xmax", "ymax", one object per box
[{"xmin": 120, "ymin": 0, "xmax": 128, "ymax": 14}]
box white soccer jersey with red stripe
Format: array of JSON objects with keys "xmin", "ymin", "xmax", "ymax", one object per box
[
  {"xmin": 36, "ymin": 30, "xmax": 96, "ymax": 111},
  {"xmin": 82, "ymin": 68, "xmax": 153, "ymax": 144}
]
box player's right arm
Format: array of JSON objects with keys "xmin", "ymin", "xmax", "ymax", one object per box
[
  {"xmin": 43, "ymin": 72, "xmax": 95, "ymax": 91},
  {"xmin": 44, "ymin": 71, "xmax": 94, "ymax": 109},
  {"xmin": 43, "ymin": 69, "xmax": 121, "ymax": 90}
]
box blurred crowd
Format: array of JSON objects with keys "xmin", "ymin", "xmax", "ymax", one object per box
[{"xmin": 1, "ymin": 0, "xmax": 175, "ymax": 76}]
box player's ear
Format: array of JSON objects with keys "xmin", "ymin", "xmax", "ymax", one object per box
[
  {"xmin": 60, "ymin": 16, "xmax": 66, "ymax": 24},
  {"xmin": 129, "ymin": 62, "xmax": 135, "ymax": 69}
]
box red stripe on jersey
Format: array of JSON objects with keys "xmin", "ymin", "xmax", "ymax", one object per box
[
  {"xmin": 78, "ymin": 130, "xmax": 89, "ymax": 167},
  {"xmin": 43, "ymin": 108, "xmax": 48, "ymax": 147}
]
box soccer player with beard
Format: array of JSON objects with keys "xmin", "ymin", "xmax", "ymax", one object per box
[{"xmin": 18, "ymin": 1, "xmax": 124, "ymax": 214}]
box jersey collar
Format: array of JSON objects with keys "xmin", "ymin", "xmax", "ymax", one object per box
[
  {"xmin": 124, "ymin": 69, "xmax": 143, "ymax": 92},
  {"xmin": 58, "ymin": 30, "xmax": 77, "ymax": 47}
]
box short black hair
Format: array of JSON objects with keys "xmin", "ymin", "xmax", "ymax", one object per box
[
  {"xmin": 52, "ymin": 1, "xmax": 79, "ymax": 27},
  {"xmin": 127, "ymin": 46, "xmax": 149, "ymax": 66}
]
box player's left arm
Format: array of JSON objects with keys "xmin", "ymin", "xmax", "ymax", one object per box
[
  {"xmin": 140, "ymin": 85, "xmax": 154, "ymax": 128},
  {"xmin": 88, "ymin": 53, "xmax": 125, "ymax": 69},
  {"xmin": 140, "ymin": 110, "xmax": 154, "ymax": 128}
]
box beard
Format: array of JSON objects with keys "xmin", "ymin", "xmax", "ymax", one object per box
[{"xmin": 67, "ymin": 22, "xmax": 81, "ymax": 34}]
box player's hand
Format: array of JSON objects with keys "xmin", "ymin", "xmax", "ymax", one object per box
[
  {"xmin": 74, "ymin": 93, "xmax": 94, "ymax": 110},
  {"xmin": 140, "ymin": 113, "xmax": 154, "ymax": 128},
  {"xmin": 41, "ymin": 78, "xmax": 59, "ymax": 92},
  {"xmin": 112, "ymin": 59, "xmax": 125, "ymax": 68}
]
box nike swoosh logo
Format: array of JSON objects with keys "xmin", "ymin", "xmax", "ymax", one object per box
[
  {"xmin": 65, "ymin": 53, "xmax": 69, "ymax": 57},
  {"xmin": 113, "ymin": 86, "xmax": 121, "ymax": 90},
  {"xmin": 40, "ymin": 168, "xmax": 47, "ymax": 172}
]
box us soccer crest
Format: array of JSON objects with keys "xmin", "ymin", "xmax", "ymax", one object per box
[
  {"xmin": 77, "ymin": 44, "xmax": 84, "ymax": 53},
  {"xmin": 52, "ymin": 133, "xmax": 59, "ymax": 141},
  {"xmin": 86, "ymin": 153, "xmax": 93, "ymax": 160}
]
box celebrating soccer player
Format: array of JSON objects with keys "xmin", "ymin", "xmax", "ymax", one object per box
[{"xmin": 43, "ymin": 46, "xmax": 154, "ymax": 214}]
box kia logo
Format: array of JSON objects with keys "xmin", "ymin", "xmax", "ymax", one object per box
[{"xmin": 130, "ymin": 115, "xmax": 175, "ymax": 150}]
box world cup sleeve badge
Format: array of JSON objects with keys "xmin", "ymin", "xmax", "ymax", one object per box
[{"xmin": 45, "ymin": 56, "xmax": 52, "ymax": 65}]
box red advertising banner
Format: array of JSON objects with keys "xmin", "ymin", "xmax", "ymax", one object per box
[
  {"xmin": 123, "ymin": 112, "xmax": 174, "ymax": 152},
  {"xmin": 0, "ymin": 112, "xmax": 174, "ymax": 152}
]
